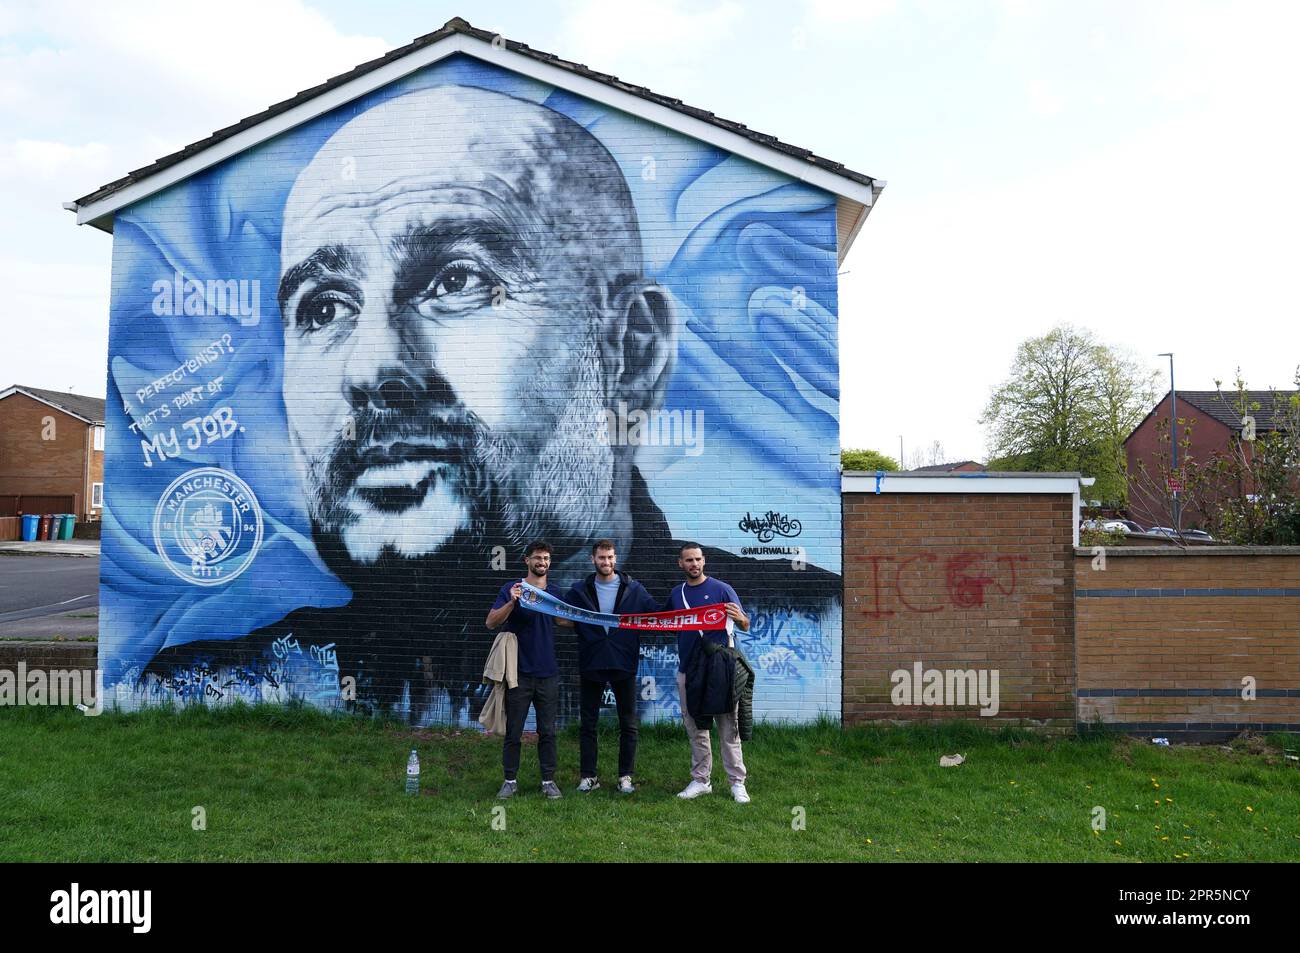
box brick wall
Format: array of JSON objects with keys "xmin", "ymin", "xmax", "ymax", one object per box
[
  {"xmin": 1075, "ymin": 547, "xmax": 1300, "ymax": 739},
  {"xmin": 0, "ymin": 641, "xmax": 97, "ymax": 675},
  {"xmin": 843, "ymin": 492, "xmax": 1075, "ymax": 727},
  {"xmin": 0, "ymin": 392, "xmax": 93, "ymax": 517},
  {"xmin": 0, "ymin": 641, "xmax": 99, "ymax": 708}
]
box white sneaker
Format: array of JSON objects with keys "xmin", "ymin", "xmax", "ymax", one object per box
[
  {"xmin": 617, "ymin": 775, "xmax": 635, "ymax": 794},
  {"xmin": 677, "ymin": 780, "xmax": 713, "ymax": 799},
  {"xmin": 730, "ymin": 782, "xmax": 750, "ymax": 804},
  {"xmin": 577, "ymin": 776, "xmax": 600, "ymax": 792}
]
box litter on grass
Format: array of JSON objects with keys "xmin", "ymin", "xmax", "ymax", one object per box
[
  {"xmin": 939, "ymin": 754, "xmax": 965, "ymax": 767},
  {"xmin": 1151, "ymin": 737, "xmax": 1170, "ymax": 746}
]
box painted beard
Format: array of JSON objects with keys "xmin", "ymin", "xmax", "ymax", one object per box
[{"xmin": 293, "ymin": 323, "xmax": 617, "ymax": 573}]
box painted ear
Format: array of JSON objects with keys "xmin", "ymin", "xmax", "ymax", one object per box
[{"xmin": 602, "ymin": 282, "xmax": 677, "ymax": 406}]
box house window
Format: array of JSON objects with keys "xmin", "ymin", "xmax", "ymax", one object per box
[
  {"xmin": 93, "ymin": 426, "xmax": 105, "ymax": 451},
  {"xmin": 92, "ymin": 483, "xmax": 104, "ymax": 508}
]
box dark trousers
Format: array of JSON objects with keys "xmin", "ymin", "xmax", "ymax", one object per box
[
  {"xmin": 579, "ymin": 674, "xmax": 639, "ymax": 778},
  {"xmin": 503, "ymin": 674, "xmax": 559, "ymax": 782}
]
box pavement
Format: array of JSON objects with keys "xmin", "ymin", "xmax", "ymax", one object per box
[
  {"xmin": 0, "ymin": 552, "xmax": 100, "ymax": 639},
  {"xmin": 0, "ymin": 608, "xmax": 98, "ymax": 640},
  {"xmin": 0, "ymin": 539, "xmax": 100, "ymax": 557}
]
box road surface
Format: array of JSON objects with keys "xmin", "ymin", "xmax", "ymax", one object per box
[{"xmin": 0, "ymin": 555, "xmax": 100, "ymax": 627}]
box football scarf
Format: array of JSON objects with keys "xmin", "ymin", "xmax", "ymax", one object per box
[{"xmin": 516, "ymin": 580, "xmax": 731, "ymax": 632}]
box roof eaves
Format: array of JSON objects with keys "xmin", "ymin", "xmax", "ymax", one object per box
[
  {"xmin": 68, "ymin": 17, "xmax": 879, "ymax": 217},
  {"xmin": 1, "ymin": 386, "xmax": 105, "ymax": 425}
]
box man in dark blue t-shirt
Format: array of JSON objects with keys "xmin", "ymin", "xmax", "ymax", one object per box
[
  {"xmin": 669, "ymin": 542, "xmax": 751, "ymax": 803},
  {"xmin": 486, "ymin": 540, "xmax": 561, "ymax": 800}
]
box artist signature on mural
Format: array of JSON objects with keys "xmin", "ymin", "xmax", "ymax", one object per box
[{"xmin": 737, "ymin": 510, "xmax": 802, "ymax": 542}]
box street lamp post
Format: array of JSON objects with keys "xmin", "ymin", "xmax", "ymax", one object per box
[{"xmin": 1158, "ymin": 352, "xmax": 1179, "ymax": 531}]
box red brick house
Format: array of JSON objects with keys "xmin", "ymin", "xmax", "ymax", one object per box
[
  {"xmin": 1125, "ymin": 389, "xmax": 1297, "ymax": 528},
  {"xmin": 910, "ymin": 460, "xmax": 987, "ymax": 473},
  {"xmin": 0, "ymin": 385, "xmax": 106, "ymax": 522}
]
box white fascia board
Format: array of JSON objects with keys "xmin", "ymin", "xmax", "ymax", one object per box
[
  {"xmin": 72, "ymin": 33, "xmax": 877, "ymax": 229},
  {"xmin": 0, "ymin": 387, "xmax": 96, "ymax": 425},
  {"xmin": 839, "ymin": 200, "xmax": 869, "ymax": 266},
  {"xmin": 841, "ymin": 473, "xmax": 1084, "ymax": 496},
  {"xmin": 1072, "ymin": 485, "xmax": 1081, "ymax": 547}
]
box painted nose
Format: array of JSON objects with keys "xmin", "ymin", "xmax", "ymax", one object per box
[
  {"xmin": 348, "ymin": 377, "xmax": 416, "ymax": 412},
  {"xmin": 376, "ymin": 378, "xmax": 413, "ymax": 409}
]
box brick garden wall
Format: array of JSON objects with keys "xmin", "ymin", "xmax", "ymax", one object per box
[
  {"xmin": 0, "ymin": 641, "xmax": 98, "ymax": 707},
  {"xmin": 1075, "ymin": 547, "xmax": 1300, "ymax": 740},
  {"xmin": 843, "ymin": 492, "xmax": 1076, "ymax": 727}
]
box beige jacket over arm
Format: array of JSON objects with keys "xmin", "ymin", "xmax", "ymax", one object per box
[{"xmin": 477, "ymin": 630, "xmax": 518, "ymax": 735}]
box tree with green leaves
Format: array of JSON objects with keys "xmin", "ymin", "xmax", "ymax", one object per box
[
  {"xmin": 841, "ymin": 448, "xmax": 900, "ymax": 472},
  {"xmin": 980, "ymin": 324, "xmax": 1158, "ymax": 503}
]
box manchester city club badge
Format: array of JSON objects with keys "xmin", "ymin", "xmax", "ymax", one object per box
[{"xmin": 152, "ymin": 467, "xmax": 264, "ymax": 586}]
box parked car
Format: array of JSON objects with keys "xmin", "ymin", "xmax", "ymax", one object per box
[
  {"xmin": 1144, "ymin": 526, "xmax": 1215, "ymax": 541},
  {"xmin": 1082, "ymin": 518, "xmax": 1145, "ymax": 535},
  {"xmin": 1100, "ymin": 519, "xmax": 1141, "ymax": 534}
]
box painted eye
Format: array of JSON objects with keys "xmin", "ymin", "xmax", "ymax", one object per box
[
  {"xmin": 427, "ymin": 260, "xmax": 491, "ymax": 300},
  {"xmin": 297, "ymin": 291, "xmax": 358, "ymax": 330}
]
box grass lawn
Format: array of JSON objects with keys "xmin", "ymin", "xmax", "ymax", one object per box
[{"xmin": 1, "ymin": 704, "xmax": 1297, "ymax": 862}]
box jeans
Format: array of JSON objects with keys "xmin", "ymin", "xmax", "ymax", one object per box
[
  {"xmin": 579, "ymin": 674, "xmax": 639, "ymax": 778},
  {"xmin": 502, "ymin": 674, "xmax": 559, "ymax": 782}
]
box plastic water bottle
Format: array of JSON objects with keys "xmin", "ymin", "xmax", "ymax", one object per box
[{"xmin": 405, "ymin": 749, "xmax": 420, "ymax": 796}]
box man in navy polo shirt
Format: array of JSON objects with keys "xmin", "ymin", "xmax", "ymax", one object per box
[
  {"xmin": 670, "ymin": 542, "xmax": 752, "ymax": 803},
  {"xmin": 485, "ymin": 540, "xmax": 562, "ymax": 800}
]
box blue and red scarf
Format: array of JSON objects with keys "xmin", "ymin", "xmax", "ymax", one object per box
[{"xmin": 517, "ymin": 581, "xmax": 730, "ymax": 632}]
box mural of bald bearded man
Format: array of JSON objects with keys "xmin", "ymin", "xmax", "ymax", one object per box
[{"xmin": 144, "ymin": 84, "xmax": 841, "ymax": 724}]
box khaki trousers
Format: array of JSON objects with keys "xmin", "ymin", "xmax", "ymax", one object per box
[{"xmin": 676, "ymin": 670, "xmax": 746, "ymax": 785}]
